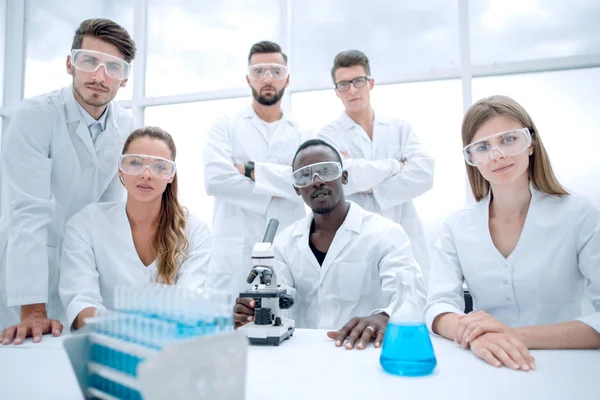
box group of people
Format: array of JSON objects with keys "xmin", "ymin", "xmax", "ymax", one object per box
[{"xmin": 0, "ymin": 18, "xmax": 598, "ymax": 371}]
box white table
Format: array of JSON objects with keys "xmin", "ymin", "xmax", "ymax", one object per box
[{"xmin": 0, "ymin": 329, "xmax": 597, "ymax": 400}]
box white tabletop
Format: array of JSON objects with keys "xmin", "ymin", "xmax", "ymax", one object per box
[{"xmin": 0, "ymin": 329, "xmax": 597, "ymax": 400}]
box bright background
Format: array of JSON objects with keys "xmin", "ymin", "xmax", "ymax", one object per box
[{"xmin": 1, "ymin": 0, "xmax": 599, "ymax": 245}]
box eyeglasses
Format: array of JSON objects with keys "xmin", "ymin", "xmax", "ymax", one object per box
[
  {"xmin": 292, "ymin": 161, "xmax": 343, "ymax": 188},
  {"xmin": 248, "ymin": 63, "xmax": 288, "ymax": 80},
  {"xmin": 334, "ymin": 76, "xmax": 371, "ymax": 92},
  {"xmin": 463, "ymin": 128, "xmax": 532, "ymax": 166},
  {"xmin": 71, "ymin": 49, "xmax": 131, "ymax": 80},
  {"xmin": 119, "ymin": 154, "xmax": 176, "ymax": 179}
]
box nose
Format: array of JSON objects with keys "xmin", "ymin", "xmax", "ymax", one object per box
[
  {"xmin": 262, "ymin": 71, "xmax": 274, "ymax": 84},
  {"xmin": 311, "ymin": 174, "xmax": 325, "ymax": 186},
  {"xmin": 140, "ymin": 166, "xmax": 153, "ymax": 179},
  {"xmin": 348, "ymin": 83, "xmax": 358, "ymax": 95},
  {"xmin": 490, "ymin": 147, "xmax": 505, "ymax": 162},
  {"xmin": 92, "ymin": 64, "xmax": 107, "ymax": 82}
]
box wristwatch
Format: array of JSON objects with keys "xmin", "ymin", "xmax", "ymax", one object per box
[{"xmin": 244, "ymin": 161, "xmax": 255, "ymax": 178}]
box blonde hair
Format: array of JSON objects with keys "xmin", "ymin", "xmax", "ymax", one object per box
[
  {"xmin": 461, "ymin": 95, "xmax": 568, "ymax": 202},
  {"xmin": 122, "ymin": 127, "xmax": 189, "ymax": 284}
]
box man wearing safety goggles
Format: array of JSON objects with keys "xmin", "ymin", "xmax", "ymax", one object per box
[
  {"xmin": 234, "ymin": 139, "xmax": 426, "ymax": 350},
  {"xmin": 317, "ymin": 50, "xmax": 434, "ymax": 283},
  {"xmin": 203, "ymin": 41, "xmax": 310, "ymax": 302},
  {"xmin": 0, "ymin": 19, "xmax": 136, "ymax": 345}
]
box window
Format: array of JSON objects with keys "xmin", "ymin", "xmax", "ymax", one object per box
[
  {"xmin": 144, "ymin": 97, "xmax": 252, "ymax": 226},
  {"xmin": 292, "ymin": 79, "xmax": 465, "ymax": 244},
  {"xmin": 291, "ymin": 0, "xmax": 459, "ymax": 90},
  {"xmin": 291, "ymin": 89, "xmax": 343, "ymax": 132},
  {"xmin": 0, "ymin": 0, "xmax": 6, "ymax": 106},
  {"xmin": 0, "ymin": 117, "xmax": 3, "ymax": 152},
  {"xmin": 146, "ymin": 0, "xmax": 281, "ymax": 97},
  {"xmin": 472, "ymin": 68, "xmax": 600, "ymax": 207},
  {"xmin": 24, "ymin": 0, "xmax": 134, "ymax": 100},
  {"xmin": 470, "ymin": 0, "xmax": 600, "ymax": 65}
]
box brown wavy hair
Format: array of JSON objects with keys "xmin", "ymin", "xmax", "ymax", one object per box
[
  {"xmin": 71, "ymin": 18, "xmax": 136, "ymax": 63},
  {"xmin": 122, "ymin": 127, "xmax": 189, "ymax": 284},
  {"xmin": 462, "ymin": 95, "xmax": 568, "ymax": 202}
]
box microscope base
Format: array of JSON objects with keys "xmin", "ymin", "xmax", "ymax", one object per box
[{"xmin": 239, "ymin": 321, "xmax": 295, "ymax": 346}]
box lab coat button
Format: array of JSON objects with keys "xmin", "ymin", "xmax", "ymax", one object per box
[
  {"xmin": 503, "ymin": 280, "xmax": 508, "ymax": 284},
  {"xmin": 506, "ymin": 297, "xmax": 511, "ymax": 302}
]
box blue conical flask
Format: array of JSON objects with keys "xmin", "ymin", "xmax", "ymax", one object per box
[{"xmin": 380, "ymin": 271, "xmax": 436, "ymax": 376}]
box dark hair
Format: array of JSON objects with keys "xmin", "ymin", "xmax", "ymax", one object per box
[
  {"xmin": 331, "ymin": 50, "xmax": 371, "ymax": 82},
  {"xmin": 71, "ymin": 18, "xmax": 136, "ymax": 63},
  {"xmin": 292, "ymin": 139, "xmax": 343, "ymax": 170},
  {"xmin": 248, "ymin": 41, "xmax": 288, "ymax": 64},
  {"xmin": 122, "ymin": 127, "xmax": 188, "ymax": 284}
]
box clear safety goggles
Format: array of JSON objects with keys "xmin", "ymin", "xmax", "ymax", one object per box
[
  {"xmin": 292, "ymin": 161, "xmax": 343, "ymax": 188},
  {"xmin": 248, "ymin": 63, "xmax": 288, "ymax": 80},
  {"xmin": 463, "ymin": 128, "xmax": 532, "ymax": 166},
  {"xmin": 334, "ymin": 76, "xmax": 371, "ymax": 92},
  {"xmin": 119, "ymin": 154, "xmax": 176, "ymax": 179},
  {"xmin": 71, "ymin": 49, "xmax": 131, "ymax": 80}
]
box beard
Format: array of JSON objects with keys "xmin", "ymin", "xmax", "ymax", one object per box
[
  {"xmin": 72, "ymin": 71, "xmax": 113, "ymax": 108},
  {"xmin": 312, "ymin": 198, "xmax": 340, "ymax": 215},
  {"xmin": 252, "ymin": 85, "xmax": 285, "ymax": 106}
]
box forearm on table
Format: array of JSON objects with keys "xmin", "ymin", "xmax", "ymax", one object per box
[
  {"xmin": 515, "ymin": 320, "xmax": 600, "ymax": 350},
  {"xmin": 432, "ymin": 312, "xmax": 461, "ymax": 340},
  {"xmin": 74, "ymin": 307, "xmax": 97, "ymax": 330}
]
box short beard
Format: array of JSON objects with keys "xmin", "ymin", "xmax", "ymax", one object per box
[
  {"xmin": 312, "ymin": 198, "xmax": 339, "ymax": 215},
  {"xmin": 252, "ymin": 86, "xmax": 285, "ymax": 106},
  {"xmin": 72, "ymin": 71, "xmax": 112, "ymax": 108}
]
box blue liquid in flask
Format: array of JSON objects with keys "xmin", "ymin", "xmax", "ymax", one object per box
[{"xmin": 380, "ymin": 322, "xmax": 437, "ymax": 376}]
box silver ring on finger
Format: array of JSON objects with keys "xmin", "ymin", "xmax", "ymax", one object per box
[{"xmin": 365, "ymin": 326, "xmax": 375, "ymax": 333}]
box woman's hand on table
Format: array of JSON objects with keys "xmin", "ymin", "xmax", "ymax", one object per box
[{"xmin": 470, "ymin": 332, "xmax": 536, "ymax": 371}]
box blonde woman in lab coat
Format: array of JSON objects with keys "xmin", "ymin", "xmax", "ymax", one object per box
[
  {"xmin": 425, "ymin": 95, "xmax": 600, "ymax": 370},
  {"xmin": 59, "ymin": 127, "xmax": 211, "ymax": 330}
]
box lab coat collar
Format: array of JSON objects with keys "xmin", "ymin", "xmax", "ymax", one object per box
[
  {"xmin": 478, "ymin": 180, "xmax": 542, "ymax": 262},
  {"xmin": 291, "ymin": 201, "xmax": 363, "ymax": 237},
  {"xmin": 336, "ymin": 109, "xmax": 391, "ymax": 130},
  {"xmin": 292, "ymin": 202, "xmax": 363, "ymax": 276},
  {"xmin": 63, "ymin": 85, "xmax": 119, "ymax": 129},
  {"xmin": 241, "ymin": 105, "xmax": 296, "ymax": 127},
  {"xmin": 76, "ymin": 100, "xmax": 109, "ymax": 131}
]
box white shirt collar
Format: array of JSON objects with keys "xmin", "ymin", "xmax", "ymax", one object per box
[
  {"xmin": 336, "ymin": 109, "xmax": 391, "ymax": 130},
  {"xmin": 242, "ymin": 105, "xmax": 296, "ymax": 127},
  {"xmin": 76, "ymin": 100, "xmax": 109, "ymax": 131}
]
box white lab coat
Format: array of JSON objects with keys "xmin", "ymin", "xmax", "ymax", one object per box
[
  {"xmin": 274, "ymin": 202, "xmax": 426, "ymax": 329},
  {"xmin": 59, "ymin": 202, "xmax": 211, "ymax": 329},
  {"xmin": 425, "ymin": 185, "xmax": 600, "ymax": 334},
  {"xmin": 203, "ymin": 106, "xmax": 310, "ymax": 301},
  {"xmin": 318, "ymin": 111, "xmax": 434, "ymax": 281},
  {"xmin": 0, "ymin": 86, "xmax": 135, "ymax": 328}
]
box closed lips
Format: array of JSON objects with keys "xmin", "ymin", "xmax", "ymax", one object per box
[{"xmin": 493, "ymin": 164, "xmax": 513, "ymax": 172}]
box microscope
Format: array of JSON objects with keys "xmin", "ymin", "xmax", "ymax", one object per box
[{"xmin": 238, "ymin": 219, "xmax": 295, "ymax": 346}]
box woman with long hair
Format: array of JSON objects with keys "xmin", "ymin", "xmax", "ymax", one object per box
[
  {"xmin": 59, "ymin": 126, "xmax": 211, "ymax": 330},
  {"xmin": 425, "ymin": 95, "xmax": 599, "ymax": 370}
]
